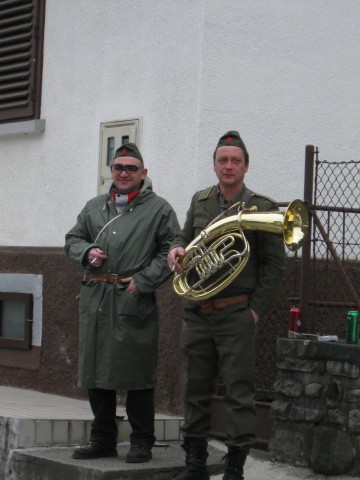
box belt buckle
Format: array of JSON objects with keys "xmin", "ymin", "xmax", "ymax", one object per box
[
  {"xmin": 107, "ymin": 273, "xmax": 118, "ymax": 284},
  {"xmin": 200, "ymin": 299, "xmax": 214, "ymax": 314}
]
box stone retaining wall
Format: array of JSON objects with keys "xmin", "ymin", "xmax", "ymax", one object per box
[{"xmin": 269, "ymin": 338, "xmax": 360, "ymax": 476}]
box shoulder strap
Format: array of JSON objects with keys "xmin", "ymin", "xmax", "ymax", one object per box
[
  {"xmin": 241, "ymin": 187, "xmax": 254, "ymax": 207},
  {"xmin": 206, "ymin": 187, "xmax": 254, "ymax": 228},
  {"xmin": 94, "ymin": 212, "xmax": 126, "ymax": 243}
]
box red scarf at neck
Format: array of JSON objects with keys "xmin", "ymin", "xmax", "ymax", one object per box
[{"xmin": 110, "ymin": 188, "xmax": 141, "ymax": 204}]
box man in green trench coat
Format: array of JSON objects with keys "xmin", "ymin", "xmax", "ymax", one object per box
[
  {"xmin": 167, "ymin": 131, "xmax": 285, "ymax": 480},
  {"xmin": 65, "ymin": 143, "xmax": 180, "ymax": 461}
]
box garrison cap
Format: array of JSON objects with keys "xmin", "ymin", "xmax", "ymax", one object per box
[
  {"xmin": 114, "ymin": 143, "xmax": 143, "ymax": 163},
  {"xmin": 215, "ymin": 131, "xmax": 248, "ymax": 156}
]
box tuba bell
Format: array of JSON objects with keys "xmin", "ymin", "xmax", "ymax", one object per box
[{"xmin": 172, "ymin": 199, "xmax": 309, "ymax": 301}]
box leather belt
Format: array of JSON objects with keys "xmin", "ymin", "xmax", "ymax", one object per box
[
  {"xmin": 84, "ymin": 273, "xmax": 124, "ymax": 285},
  {"xmin": 199, "ymin": 294, "xmax": 250, "ymax": 314}
]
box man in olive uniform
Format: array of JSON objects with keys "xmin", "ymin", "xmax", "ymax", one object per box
[
  {"xmin": 167, "ymin": 131, "xmax": 285, "ymax": 480},
  {"xmin": 65, "ymin": 143, "xmax": 180, "ymax": 462}
]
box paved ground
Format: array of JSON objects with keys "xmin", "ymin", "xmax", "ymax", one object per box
[
  {"xmin": 0, "ymin": 386, "xmax": 176, "ymax": 421},
  {"xmin": 209, "ymin": 440, "xmax": 355, "ymax": 480}
]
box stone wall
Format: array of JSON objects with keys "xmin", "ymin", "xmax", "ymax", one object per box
[{"xmin": 269, "ymin": 338, "xmax": 360, "ymax": 476}]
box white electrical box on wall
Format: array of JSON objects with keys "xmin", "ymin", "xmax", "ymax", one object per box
[{"xmin": 98, "ymin": 118, "xmax": 140, "ymax": 195}]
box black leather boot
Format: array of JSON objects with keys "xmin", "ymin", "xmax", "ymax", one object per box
[
  {"xmin": 126, "ymin": 443, "xmax": 152, "ymax": 463},
  {"xmin": 222, "ymin": 446, "xmax": 248, "ymax": 480},
  {"xmin": 72, "ymin": 440, "xmax": 118, "ymax": 459},
  {"xmin": 172, "ymin": 438, "xmax": 209, "ymax": 480}
]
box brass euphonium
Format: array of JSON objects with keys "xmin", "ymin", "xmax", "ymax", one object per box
[{"xmin": 172, "ymin": 199, "xmax": 309, "ymax": 301}]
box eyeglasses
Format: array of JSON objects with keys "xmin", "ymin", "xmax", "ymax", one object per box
[{"xmin": 110, "ymin": 164, "xmax": 141, "ymax": 174}]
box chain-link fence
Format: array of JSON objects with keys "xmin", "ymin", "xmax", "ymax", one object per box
[
  {"xmin": 254, "ymin": 147, "xmax": 360, "ymax": 398},
  {"xmin": 307, "ymin": 155, "xmax": 360, "ymax": 336}
]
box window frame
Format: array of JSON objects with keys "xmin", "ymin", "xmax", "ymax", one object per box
[
  {"xmin": 0, "ymin": 292, "xmax": 33, "ymax": 350},
  {"xmin": 0, "ymin": 0, "xmax": 46, "ymax": 124}
]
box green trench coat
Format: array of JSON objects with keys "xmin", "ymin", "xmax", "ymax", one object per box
[{"xmin": 65, "ymin": 179, "xmax": 180, "ymax": 390}]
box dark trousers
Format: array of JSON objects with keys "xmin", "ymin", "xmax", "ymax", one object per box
[
  {"xmin": 88, "ymin": 387, "xmax": 155, "ymax": 447},
  {"xmin": 181, "ymin": 301, "xmax": 257, "ymax": 449}
]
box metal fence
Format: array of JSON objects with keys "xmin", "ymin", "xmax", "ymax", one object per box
[{"xmin": 254, "ymin": 145, "xmax": 360, "ymax": 398}]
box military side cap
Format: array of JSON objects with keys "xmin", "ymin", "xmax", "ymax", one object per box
[
  {"xmin": 114, "ymin": 143, "xmax": 143, "ymax": 163},
  {"xmin": 215, "ymin": 130, "xmax": 248, "ymax": 155}
]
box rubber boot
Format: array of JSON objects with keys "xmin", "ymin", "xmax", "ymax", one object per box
[
  {"xmin": 222, "ymin": 446, "xmax": 248, "ymax": 480},
  {"xmin": 172, "ymin": 438, "xmax": 209, "ymax": 480}
]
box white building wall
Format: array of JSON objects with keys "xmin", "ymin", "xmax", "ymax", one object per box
[{"xmin": 0, "ymin": 0, "xmax": 359, "ymax": 247}]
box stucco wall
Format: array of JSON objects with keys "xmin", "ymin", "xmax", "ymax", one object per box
[{"xmin": 0, "ymin": 0, "xmax": 359, "ymax": 247}]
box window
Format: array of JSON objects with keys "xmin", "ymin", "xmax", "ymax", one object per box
[
  {"xmin": 0, "ymin": 292, "xmax": 33, "ymax": 349},
  {"xmin": 0, "ymin": 0, "xmax": 46, "ymax": 123}
]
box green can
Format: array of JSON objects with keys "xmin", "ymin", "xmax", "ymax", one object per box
[{"xmin": 346, "ymin": 311, "xmax": 359, "ymax": 344}]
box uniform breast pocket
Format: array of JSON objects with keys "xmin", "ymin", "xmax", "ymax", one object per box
[{"xmin": 193, "ymin": 218, "xmax": 209, "ymax": 238}]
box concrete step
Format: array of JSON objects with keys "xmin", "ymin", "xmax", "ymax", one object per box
[
  {"xmin": 8, "ymin": 442, "xmax": 225, "ymax": 480},
  {"xmin": 2, "ymin": 415, "xmax": 183, "ymax": 450}
]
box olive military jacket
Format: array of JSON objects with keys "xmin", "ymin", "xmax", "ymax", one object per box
[
  {"xmin": 171, "ymin": 183, "xmax": 285, "ymax": 316},
  {"xmin": 65, "ymin": 178, "xmax": 180, "ymax": 390}
]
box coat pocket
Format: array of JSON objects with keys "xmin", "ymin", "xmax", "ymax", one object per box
[{"xmin": 116, "ymin": 291, "xmax": 155, "ymax": 324}]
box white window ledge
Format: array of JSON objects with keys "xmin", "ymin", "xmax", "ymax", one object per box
[{"xmin": 0, "ymin": 119, "xmax": 45, "ymax": 137}]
